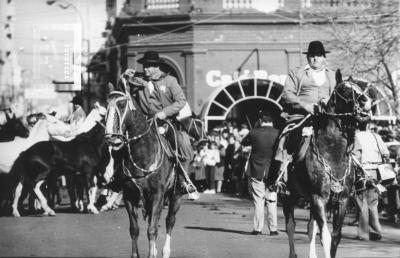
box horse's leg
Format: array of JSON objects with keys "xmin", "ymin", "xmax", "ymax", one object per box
[
  {"xmin": 86, "ymin": 175, "xmax": 99, "ymax": 214},
  {"xmin": 100, "ymin": 190, "xmax": 119, "ymax": 212},
  {"xmin": 330, "ymin": 198, "xmax": 347, "ymax": 258},
  {"xmin": 124, "ymin": 188, "xmax": 140, "ymax": 258},
  {"xmin": 283, "ymin": 195, "xmax": 298, "ymax": 258},
  {"xmin": 75, "ymin": 175, "xmax": 85, "ymax": 212},
  {"xmin": 307, "ymin": 213, "xmax": 318, "ymax": 258},
  {"xmin": 12, "ymin": 182, "xmax": 23, "ymax": 217},
  {"xmin": 66, "ymin": 174, "xmax": 77, "ymax": 210},
  {"xmin": 311, "ymin": 195, "xmax": 331, "ymax": 258},
  {"xmin": 148, "ymin": 190, "xmax": 164, "ymax": 258},
  {"xmin": 33, "ymin": 180, "xmax": 56, "ymax": 216},
  {"xmin": 163, "ymin": 191, "xmax": 183, "ymax": 258}
]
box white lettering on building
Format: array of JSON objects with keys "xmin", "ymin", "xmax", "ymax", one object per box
[{"xmin": 206, "ymin": 70, "xmax": 287, "ymax": 87}]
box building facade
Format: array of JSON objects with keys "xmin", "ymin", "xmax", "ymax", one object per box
[{"xmin": 94, "ymin": 0, "xmax": 395, "ymax": 129}]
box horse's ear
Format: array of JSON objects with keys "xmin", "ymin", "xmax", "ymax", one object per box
[
  {"xmin": 12, "ymin": 114, "xmax": 16, "ymax": 120},
  {"xmin": 335, "ymin": 69, "xmax": 343, "ymax": 84},
  {"xmin": 108, "ymin": 82, "xmax": 115, "ymax": 93}
]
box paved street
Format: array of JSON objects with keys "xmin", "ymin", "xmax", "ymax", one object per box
[{"xmin": 1, "ymin": 193, "xmax": 400, "ymax": 258}]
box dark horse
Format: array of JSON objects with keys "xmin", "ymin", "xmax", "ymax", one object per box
[
  {"xmin": 105, "ymin": 75, "xmax": 193, "ymax": 258},
  {"xmin": 0, "ymin": 111, "xmax": 29, "ymax": 142},
  {"xmin": 8, "ymin": 110, "xmax": 110, "ymax": 217},
  {"xmin": 282, "ymin": 70, "xmax": 371, "ymax": 258}
]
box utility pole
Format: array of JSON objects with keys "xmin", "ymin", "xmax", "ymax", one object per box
[{"xmin": 299, "ymin": 2, "xmax": 303, "ymax": 67}]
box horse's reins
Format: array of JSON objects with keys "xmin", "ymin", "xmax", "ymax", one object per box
[
  {"xmin": 105, "ymin": 80, "xmax": 165, "ymax": 176},
  {"xmin": 277, "ymin": 80, "xmax": 371, "ymax": 194},
  {"xmin": 187, "ymin": 117, "xmax": 208, "ymax": 142},
  {"xmin": 310, "ymin": 81, "xmax": 372, "ymax": 193}
]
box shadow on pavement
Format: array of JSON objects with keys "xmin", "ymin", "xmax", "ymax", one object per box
[{"xmin": 185, "ymin": 226, "xmax": 252, "ymax": 235}]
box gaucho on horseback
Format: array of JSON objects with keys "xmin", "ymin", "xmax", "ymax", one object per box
[
  {"xmin": 274, "ymin": 41, "xmax": 336, "ymax": 179},
  {"xmin": 119, "ymin": 51, "xmax": 198, "ymax": 199}
]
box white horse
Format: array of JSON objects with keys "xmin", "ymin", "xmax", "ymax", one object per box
[{"xmin": 0, "ymin": 115, "xmax": 72, "ymax": 174}]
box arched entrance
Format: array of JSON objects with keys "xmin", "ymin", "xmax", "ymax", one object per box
[
  {"xmin": 201, "ymin": 78, "xmax": 284, "ymax": 130},
  {"xmin": 159, "ymin": 56, "xmax": 184, "ymax": 85}
]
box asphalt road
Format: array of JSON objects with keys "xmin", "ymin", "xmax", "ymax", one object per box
[{"xmin": 1, "ymin": 193, "xmax": 400, "ymax": 258}]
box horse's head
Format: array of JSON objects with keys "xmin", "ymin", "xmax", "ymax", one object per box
[
  {"xmin": 26, "ymin": 113, "xmax": 46, "ymax": 127},
  {"xmin": 1, "ymin": 112, "xmax": 29, "ymax": 139},
  {"xmin": 327, "ymin": 70, "xmax": 372, "ymax": 120},
  {"xmin": 105, "ymin": 80, "xmax": 136, "ymax": 149}
]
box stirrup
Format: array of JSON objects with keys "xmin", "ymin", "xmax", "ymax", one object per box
[
  {"xmin": 187, "ymin": 191, "xmax": 200, "ymax": 201},
  {"xmin": 185, "ymin": 182, "xmax": 197, "ymax": 194},
  {"xmin": 275, "ymin": 180, "xmax": 290, "ymax": 196}
]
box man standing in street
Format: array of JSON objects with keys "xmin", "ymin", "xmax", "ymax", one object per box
[
  {"xmin": 242, "ymin": 110, "xmax": 279, "ymax": 235},
  {"xmin": 352, "ymin": 122, "xmax": 389, "ymax": 241},
  {"xmin": 68, "ymin": 96, "xmax": 86, "ymax": 135}
]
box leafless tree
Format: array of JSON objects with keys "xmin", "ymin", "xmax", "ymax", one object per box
[{"xmin": 315, "ymin": 1, "xmax": 400, "ymax": 116}]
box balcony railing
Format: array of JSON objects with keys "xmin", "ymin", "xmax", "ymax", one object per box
[
  {"xmin": 145, "ymin": 0, "xmax": 179, "ymax": 10},
  {"xmin": 223, "ymin": 0, "xmax": 284, "ymax": 11},
  {"xmin": 308, "ymin": 0, "xmax": 372, "ymax": 8}
]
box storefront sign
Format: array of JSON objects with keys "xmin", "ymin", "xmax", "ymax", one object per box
[{"xmin": 206, "ymin": 69, "xmax": 287, "ymax": 87}]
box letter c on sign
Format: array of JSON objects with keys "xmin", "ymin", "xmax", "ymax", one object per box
[{"xmin": 206, "ymin": 70, "xmax": 221, "ymax": 87}]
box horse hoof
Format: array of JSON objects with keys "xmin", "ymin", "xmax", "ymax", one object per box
[
  {"xmin": 88, "ymin": 206, "xmax": 99, "ymax": 214},
  {"xmin": 43, "ymin": 210, "xmax": 56, "ymax": 216},
  {"xmin": 162, "ymin": 248, "xmax": 171, "ymax": 258},
  {"xmin": 12, "ymin": 211, "xmax": 21, "ymax": 217},
  {"xmin": 100, "ymin": 205, "xmax": 109, "ymax": 212}
]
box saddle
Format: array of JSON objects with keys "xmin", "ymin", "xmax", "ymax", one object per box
[{"xmin": 155, "ymin": 118, "xmax": 185, "ymax": 161}]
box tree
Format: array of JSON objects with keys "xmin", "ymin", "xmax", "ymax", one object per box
[{"xmin": 315, "ymin": 0, "xmax": 399, "ymax": 117}]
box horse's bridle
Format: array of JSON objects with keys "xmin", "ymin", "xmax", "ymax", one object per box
[
  {"xmin": 105, "ymin": 90, "xmax": 137, "ymax": 145},
  {"xmin": 322, "ymin": 80, "xmax": 371, "ymax": 119},
  {"xmin": 105, "ymin": 81, "xmax": 164, "ymax": 175}
]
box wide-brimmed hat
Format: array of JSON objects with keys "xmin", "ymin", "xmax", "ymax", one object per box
[
  {"xmin": 70, "ymin": 96, "xmax": 83, "ymax": 106},
  {"xmin": 302, "ymin": 41, "xmax": 330, "ymax": 56},
  {"xmin": 137, "ymin": 51, "xmax": 165, "ymax": 64}
]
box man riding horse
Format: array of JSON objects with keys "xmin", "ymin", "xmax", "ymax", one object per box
[
  {"xmin": 274, "ymin": 41, "xmax": 336, "ymax": 179},
  {"xmin": 120, "ymin": 51, "xmax": 198, "ymax": 198}
]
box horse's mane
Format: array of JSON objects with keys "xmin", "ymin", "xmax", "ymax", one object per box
[{"xmin": 73, "ymin": 122, "xmax": 104, "ymax": 142}]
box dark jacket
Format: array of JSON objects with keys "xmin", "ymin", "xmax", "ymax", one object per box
[{"xmin": 242, "ymin": 124, "xmax": 279, "ymax": 180}]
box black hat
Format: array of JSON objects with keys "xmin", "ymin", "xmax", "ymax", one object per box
[
  {"xmin": 137, "ymin": 51, "xmax": 165, "ymax": 64},
  {"xmin": 70, "ymin": 96, "xmax": 83, "ymax": 106},
  {"xmin": 302, "ymin": 41, "xmax": 330, "ymax": 56}
]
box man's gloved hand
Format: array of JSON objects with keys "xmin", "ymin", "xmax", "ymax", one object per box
[
  {"xmin": 304, "ymin": 104, "xmax": 314, "ymax": 114},
  {"xmin": 131, "ymin": 77, "xmax": 148, "ymax": 88},
  {"xmin": 122, "ymin": 69, "xmax": 136, "ymax": 80},
  {"xmin": 155, "ymin": 111, "xmax": 167, "ymax": 120},
  {"xmin": 319, "ymin": 97, "xmax": 329, "ymax": 107}
]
